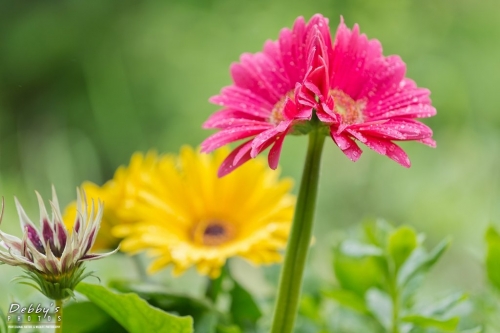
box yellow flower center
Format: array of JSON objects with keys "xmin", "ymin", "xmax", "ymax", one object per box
[
  {"xmin": 192, "ymin": 220, "xmax": 235, "ymax": 247},
  {"xmin": 269, "ymin": 91, "xmax": 295, "ymax": 125},
  {"xmin": 330, "ymin": 89, "xmax": 365, "ymax": 124}
]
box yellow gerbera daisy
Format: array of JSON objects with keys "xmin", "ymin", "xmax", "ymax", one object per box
[
  {"xmin": 63, "ymin": 151, "xmax": 158, "ymax": 250},
  {"xmin": 114, "ymin": 146, "xmax": 295, "ymax": 278}
]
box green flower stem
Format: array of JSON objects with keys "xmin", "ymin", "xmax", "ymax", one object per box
[
  {"xmin": 270, "ymin": 128, "xmax": 325, "ymax": 333},
  {"xmin": 55, "ymin": 299, "xmax": 63, "ymax": 333}
]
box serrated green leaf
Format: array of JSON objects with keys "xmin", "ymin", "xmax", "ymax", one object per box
[
  {"xmin": 76, "ymin": 282, "xmax": 193, "ymax": 333},
  {"xmin": 229, "ymin": 279, "xmax": 262, "ymax": 330},
  {"xmin": 387, "ymin": 226, "xmax": 418, "ymax": 270},
  {"xmin": 397, "ymin": 237, "xmax": 450, "ymax": 287},
  {"xmin": 485, "ymin": 225, "xmax": 500, "ymax": 291},
  {"xmin": 402, "ymin": 314, "xmax": 459, "ymax": 331},
  {"xmin": 323, "ymin": 289, "xmax": 369, "ymax": 314},
  {"xmin": 365, "ymin": 288, "xmax": 392, "ymax": 331}
]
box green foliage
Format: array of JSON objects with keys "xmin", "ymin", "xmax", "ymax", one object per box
[
  {"xmin": 401, "ymin": 315, "xmax": 459, "ymax": 331},
  {"xmin": 387, "ymin": 226, "xmax": 418, "ymax": 271},
  {"xmin": 62, "ymin": 302, "xmax": 126, "ymax": 333},
  {"xmin": 109, "ymin": 280, "xmax": 221, "ymax": 333},
  {"xmin": 229, "ymin": 279, "xmax": 262, "ymax": 331},
  {"xmin": 75, "ymin": 282, "xmax": 193, "ymax": 333},
  {"xmin": 110, "ymin": 274, "xmax": 260, "ymax": 333},
  {"xmin": 328, "ymin": 220, "xmax": 469, "ymax": 333},
  {"xmin": 333, "ymin": 248, "xmax": 385, "ymax": 296},
  {"xmin": 0, "ymin": 307, "xmax": 7, "ymax": 333},
  {"xmin": 324, "ymin": 289, "xmax": 368, "ymax": 315},
  {"xmin": 485, "ymin": 225, "xmax": 500, "ymax": 291},
  {"xmin": 397, "ymin": 238, "xmax": 450, "ymax": 288}
]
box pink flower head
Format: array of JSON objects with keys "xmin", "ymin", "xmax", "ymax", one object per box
[
  {"xmin": 303, "ymin": 17, "xmax": 436, "ymax": 167},
  {"xmin": 202, "ymin": 15, "xmax": 436, "ymax": 175},
  {"xmin": 201, "ymin": 15, "xmax": 331, "ymax": 177}
]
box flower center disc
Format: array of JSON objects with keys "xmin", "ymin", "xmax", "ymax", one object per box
[
  {"xmin": 192, "ymin": 220, "xmax": 235, "ymax": 247},
  {"xmin": 269, "ymin": 91, "xmax": 294, "ymax": 125},
  {"xmin": 330, "ymin": 89, "xmax": 365, "ymax": 124}
]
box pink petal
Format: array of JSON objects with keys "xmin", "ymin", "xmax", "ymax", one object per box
[
  {"xmin": 203, "ymin": 111, "xmax": 267, "ymax": 129},
  {"xmin": 251, "ymin": 120, "xmax": 292, "ymax": 157},
  {"xmin": 231, "ymin": 59, "xmax": 276, "ymax": 103},
  {"xmin": 218, "ymin": 139, "xmax": 270, "ymax": 177},
  {"xmin": 240, "ymin": 52, "xmax": 290, "ymax": 99},
  {"xmin": 279, "ymin": 16, "xmax": 307, "ymax": 84},
  {"xmin": 364, "ymin": 137, "xmax": 411, "ymax": 167},
  {"xmin": 418, "ymin": 137, "xmax": 437, "ymax": 148},
  {"xmin": 268, "ymin": 133, "xmax": 287, "ymax": 169},
  {"xmin": 201, "ymin": 125, "xmax": 271, "ymax": 153},
  {"xmin": 233, "ymin": 139, "xmax": 254, "ymax": 165},
  {"xmin": 331, "ymin": 131, "xmax": 363, "ymax": 162},
  {"xmin": 210, "ymin": 86, "xmax": 273, "ymax": 118}
]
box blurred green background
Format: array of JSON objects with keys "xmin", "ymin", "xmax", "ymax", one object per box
[{"xmin": 1, "ymin": 0, "xmax": 499, "ymax": 322}]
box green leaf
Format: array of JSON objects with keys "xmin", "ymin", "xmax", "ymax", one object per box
[
  {"xmin": 422, "ymin": 292, "xmax": 468, "ymax": 317},
  {"xmin": 229, "ymin": 279, "xmax": 262, "ymax": 330},
  {"xmin": 402, "ymin": 314, "xmax": 460, "ymax": 331},
  {"xmin": 459, "ymin": 327, "xmax": 482, "ymax": 333},
  {"xmin": 194, "ymin": 312, "xmax": 218, "ymax": 333},
  {"xmin": 387, "ymin": 226, "xmax": 418, "ymax": 270},
  {"xmin": 63, "ymin": 302, "xmax": 126, "ymax": 333},
  {"xmin": 216, "ymin": 324, "xmax": 242, "ymax": 333},
  {"xmin": 323, "ymin": 289, "xmax": 369, "ymax": 314},
  {"xmin": 365, "ymin": 288, "xmax": 392, "ymax": 331},
  {"xmin": 76, "ymin": 282, "xmax": 193, "ymax": 333},
  {"xmin": 339, "ymin": 240, "xmax": 384, "ymax": 258},
  {"xmin": 363, "ymin": 219, "xmax": 394, "ymax": 248},
  {"xmin": 109, "ymin": 280, "xmax": 215, "ymax": 314},
  {"xmin": 397, "ymin": 237, "xmax": 451, "ymax": 287},
  {"xmin": 108, "ymin": 280, "xmax": 218, "ymax": 333},
  {"xmin": 485, "ymin": 225, "xmax": 500, "ymax": 290},
  {"xmin": 334, "ymin": 250, "xmax": 386, "ymax": 296}
]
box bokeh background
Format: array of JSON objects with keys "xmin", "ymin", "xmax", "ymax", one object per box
[{"xmin": 1, "ymin": 0, "xmax": 499, "ymax": 326}]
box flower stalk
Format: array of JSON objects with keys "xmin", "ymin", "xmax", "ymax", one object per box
[{"xmin": 270, "ymin": 125, "xmax": 325, "ymax": 333}]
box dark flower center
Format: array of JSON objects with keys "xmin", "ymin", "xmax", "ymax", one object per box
[
  {"xmin": 193, "ymin": 220, "xmax": 235, "ymax": 247},
  {"xmin": 330, "ymin": 89, "xmax": 365, "ymax": 124},
  {"xmin": 204, "ymin": 224, "xmax": 225, "ymax": 237}
]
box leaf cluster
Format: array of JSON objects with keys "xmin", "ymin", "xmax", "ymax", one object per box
[{"xmin": 323, "ymin": 219, "xmax": 476, "ymax": 333}]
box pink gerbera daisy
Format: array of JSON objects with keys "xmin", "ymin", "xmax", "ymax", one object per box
[
  {"xmin": 302, "ymin": 18, "xmax": 436, "ymax": 167},
  {"xmin": 202, "ymin": 15, "xmax": 436, "ymax": 175},
  {"xmin": 201, "ymin": 15, "xmax": 332, "ymax": 177}
]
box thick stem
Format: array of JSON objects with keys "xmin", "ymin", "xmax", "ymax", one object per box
[
  {"xmin": 270, "ymin": 129, "xmax": 325, "ymax": 333},
  {"xmin": 55, "ymin": 299, "xmax": 63, "ymax": 333}
]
